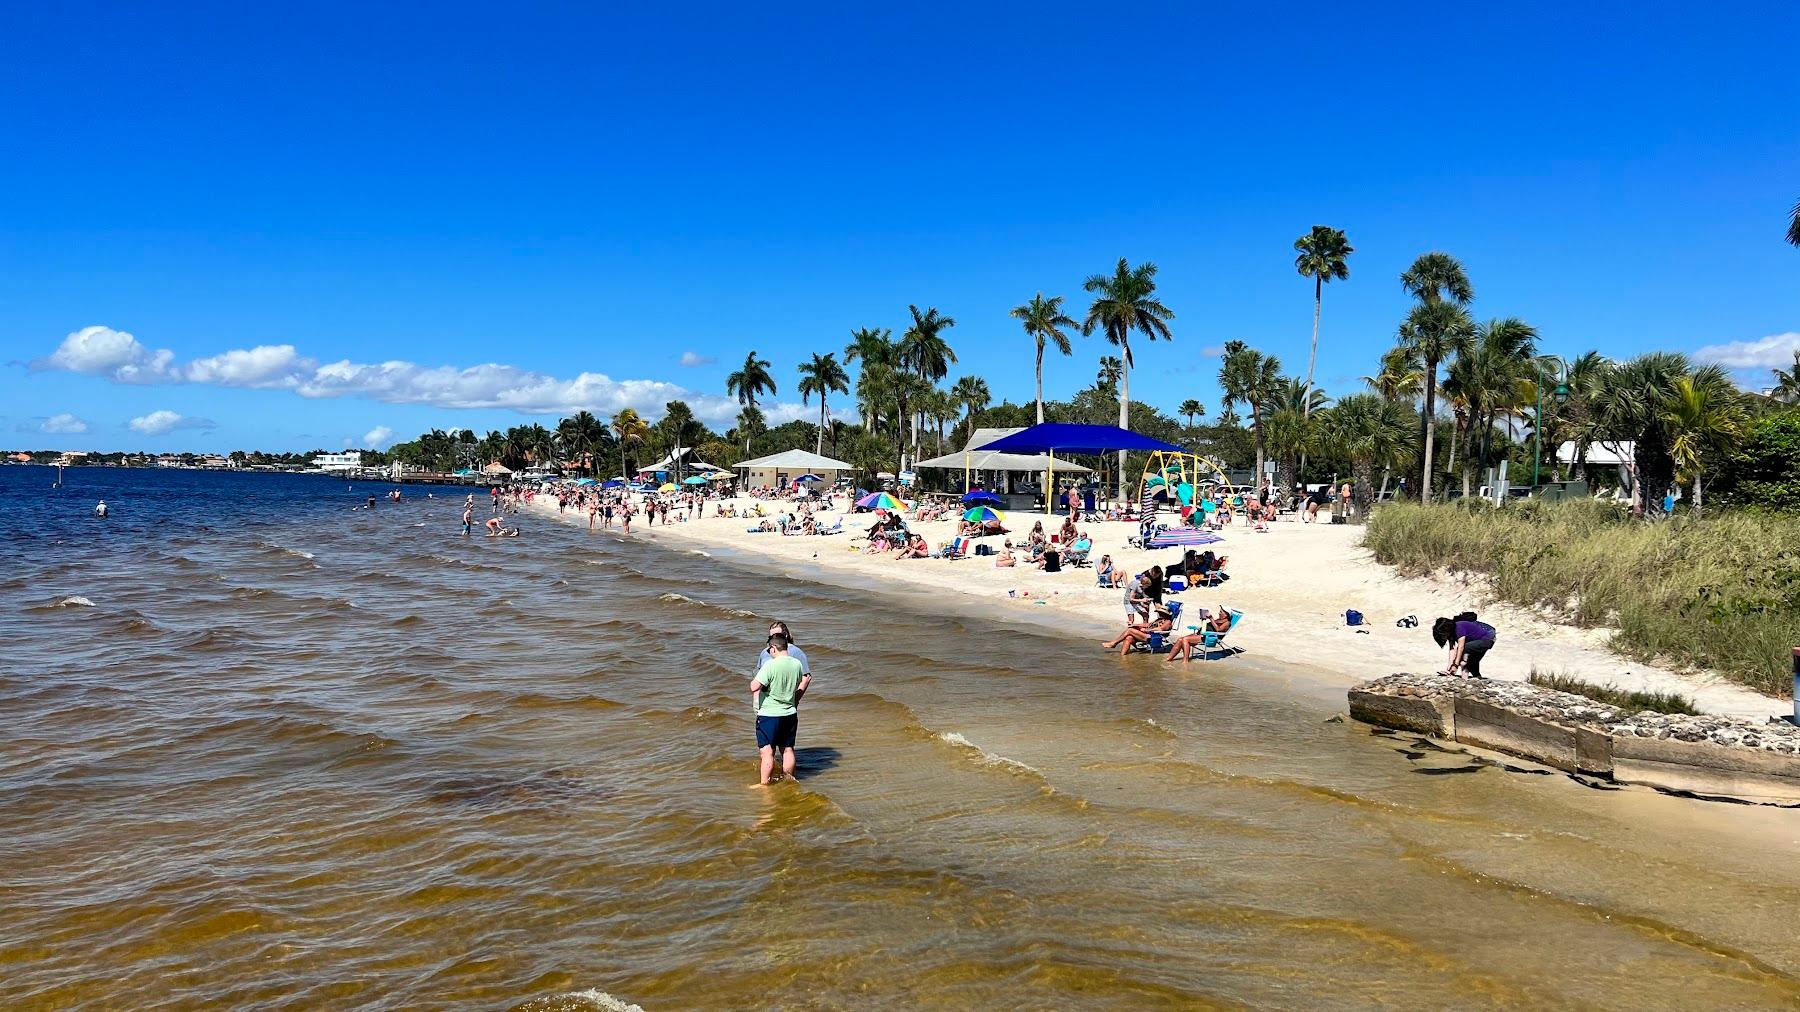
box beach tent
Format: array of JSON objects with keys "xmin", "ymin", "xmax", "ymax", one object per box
[{"xmin": 736, "ymin": 448, "xmax": 855, "ymax": 489}]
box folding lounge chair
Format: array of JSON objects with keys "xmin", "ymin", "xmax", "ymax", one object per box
[
  {"xmin": 1066, "ymin": 538, "xmax": 1093, "ymax": 567},
  {"xmin": 1190, "ymin": 609, "xmax": 1243, "ymax": 660}
]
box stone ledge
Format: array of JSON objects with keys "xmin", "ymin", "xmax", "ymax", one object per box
[{"xmin": 1348, "ymin": 673, "xmax": 1800, "ymax": 805}]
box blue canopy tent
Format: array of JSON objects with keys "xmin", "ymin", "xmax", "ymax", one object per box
[{"xmin": 973, "ymin": 423, "xmax": 1185, "ymax": 507}]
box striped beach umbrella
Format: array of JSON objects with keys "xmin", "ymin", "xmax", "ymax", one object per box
[
  {"xmin": 962, "ymin": 506, "xmax": 1004, "ymax": 523},
  {"xmin": 858, "ymin": 491, "xmax": 902, "ymax": 510}
]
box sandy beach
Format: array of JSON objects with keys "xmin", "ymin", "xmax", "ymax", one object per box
[{"xmin": 529, "ymin": 493, "xmax": 1787, "ymax": 722}]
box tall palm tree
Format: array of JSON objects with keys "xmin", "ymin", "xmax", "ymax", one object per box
[
  {"xmin": 1665, "ymin": 369, "xmax": 1747, "ymax": 518},
  {"xmin": 1771, "ymin": 350, "xmax": 1800, "ymax": 404},
  {"xmin": 796, "ymin": 352, "xmax": 850, "ymax": 455},
  {"xmin": 1400, "ymin": 251, "xmax": 1475, "ymax": 306},
  {"xmin": 1788, "ymin": 199, "xmax": 1800, "ymax": 247},
  {"xmin": 726, "ymin": 351, "xmax": 777, "ymax": 413},
  {"xmin": 1011, "ymin": 293, "xmax": 1079, "ymax": 424},
  {"xmin": 1396, "ymin": 301, "xmax": 1476, "ymax": 501},
  {"xmin": 1218, "ymin": 340, "xmax": 1283, "ymax": 486},
  {"xmin": 1293, "ymin": 225, "xmax": 1354, "ymax": 410},
  {"xmin": 1396, "ymin": 252, "xmax": 1474, "ymax": 501},
  {"xmin": 898, "ymin": 306, "xmax": 957, "ymax": 465},
  {"xmin": 657, "ymin": 401, "xmax": 703, "ymax": 481},
  {"xmin": 950, "ymin": 375, "xmax": 991, "ymax": 443},
  {"xmin": 1082, "ymin": 258, "xmax": 1175, "ymax": 497},
  {"xmin": 1178, "ymin": 399, "xmax": 1204, "ymax": 427},
  {"xmin": 611, "ymin": 408, "xmax": 649, "ymax": 479}
]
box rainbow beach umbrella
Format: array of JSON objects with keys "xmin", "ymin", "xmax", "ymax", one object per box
[
  {"xmin": 857, "ymin": 491, "xmax": 902, "ymax": 510},
  {"xmin": 962, "ymin": 506, "xmax": 1004, "ymax": 524}
]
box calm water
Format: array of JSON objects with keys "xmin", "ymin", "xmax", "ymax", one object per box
[{"xmin": 4, "ymin": 464, "xmax": 1799, "ymax": 1010}]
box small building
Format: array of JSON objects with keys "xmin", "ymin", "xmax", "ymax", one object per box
[
  {"xmin": 312, "ymin": 451, "xmax": 364, "ymax": 472},
  {"xmin": 735, "ymin": 448, "xmax": 855, "ymax": 489}
]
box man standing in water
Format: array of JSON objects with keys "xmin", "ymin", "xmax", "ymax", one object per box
[
  {"xmin": 462, "ymin": 502, "xmax": 474, "ymax": 536},
  {"xmin": 750, "ymin": 633, "xmax": 808, "ymax": 787}
]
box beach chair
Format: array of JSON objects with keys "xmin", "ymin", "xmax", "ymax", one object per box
[
  {"xmin": 817, "ymin": 517, "xmax": 844, "ymax": 536},
  {"xmin": 939, "ymin": 536, "xmax": 968, "ymax": 560},
  {"xmin": 1188, "ymin": 609, "xmax": 1244, "ymax": 660},
  {"xmin": 1065, "ymin": 537, "xmax": 1092, "ymax": 567},
  {"xmin": 1133, "ymin": 602, "xmax": 1182, "ymax": 654}
]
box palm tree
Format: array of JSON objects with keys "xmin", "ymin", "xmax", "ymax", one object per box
[
  {"xmin": 657, "ymin": 401, "xmax": 703, "ymax": 482},
  {"xmin": 1788, "ymin": 199, "xmax": 1800, "ymax": 247},
  {"xmin": 796, "ymin": 352, "xmax": 850, "ymax": 455},
  {"xmin": 1665, "ymin": 369, "xmax": 1747, "ymax": 518},
  {"xmin": 726, "ymin": 351, "xmax": 777, "ymax": 412},
  {"xmin": 1326, "ymin": 392, "xmax": 1415, "ymax": 515},
  {"xmin": 1262, "ymin": 377, "xmax": 1330, "ymax": 494},
  {"xmin": 1082, "ymin": 258, "xmax": 1175, "ymax": 498},
  {"xmin": 1096, "ymin": 355, "xmax": 1123, "ymax": 393},
  {"xmin": 733, "ymin": 404, "xmax": 767, "ymax": 456},
  {"xmin": 1398, "ymin": 251, "xmax": 1474, "ymax": 502},
  {"xmin": 844, "ymin": 327, "xmax": 896, "ymax": 429},
  {"xmin": 1596, "ymin": 352, "xmax": 1690, "ymax": 514},
  {"xmin": 1363, "ymin": 346, "xmax": 1424, "ymax": 403},
  {"xmin": 1178, "ymin": 399, "xmax": 1204, "ymax": 427},
  {"xmin": 1218, "ymin": 340, "xmax": 1283, "ymax": 486},
  {"xmin": 1400, "ymin": 251, "xmax": 1475, "ymax": 306},
  {"xmin": 950, "ymin": 375, "xmax": 991, "ymax": 443},
  {"xmin": 1396, "ymin": 301, "xmax": 1475, "ymax": 502},
  {"xmin": 1011, "ymin": 293, "xmax": 1079, "ymax": 424},
  {"xmin": 1771, "ymin": 350, "xmax": 1800, "ymax": 404},
  {"xmin": 611, "ymin": 408, "xmax": 649, "ymax": 479},
  {"xmin": 1293, "ymin": 225, "xmax": 1354, "ymax": 410},
  {"xmin": 898, "ymin": 306, "xmax": 957, "ymax": 465},
  {"xmin": 558, "ymin": 410, "xmax": 606, "ymax": 475}
]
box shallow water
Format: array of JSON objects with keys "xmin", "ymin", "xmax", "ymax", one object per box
[{"xmin": 4, "ymin": 465, "xmax": 1799, "ymax": 1010}]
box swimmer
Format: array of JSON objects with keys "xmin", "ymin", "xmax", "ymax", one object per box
[{"xmin": 94, "ymin": 500, "xmax": 108, "ymax": 518}]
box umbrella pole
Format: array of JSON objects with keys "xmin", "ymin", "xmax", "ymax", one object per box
[{"xmin": 1048, "ymin": 455, "xmax": 1055, "ymax": 517}]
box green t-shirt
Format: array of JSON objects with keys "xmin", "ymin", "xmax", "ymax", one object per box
[{"xmin": 755, "ymin": 655, "xmax": 804, "ymax": 717}]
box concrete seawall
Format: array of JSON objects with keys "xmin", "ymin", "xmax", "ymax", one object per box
[{"xmin": 1349, "ymin": 674, "xmax": 1800, "ymax": 805}]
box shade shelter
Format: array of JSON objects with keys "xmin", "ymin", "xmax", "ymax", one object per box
[
  {"xmin": 973, "ymin": 423, "xmax": 1184, "ymax": 503},
  {"xmin": 913, "ymin": 426, "xmax": 1092, "ymax": 498},
  {"xmin": 735, "ymin": 448, "xmax": 855, "ymax": 490}
]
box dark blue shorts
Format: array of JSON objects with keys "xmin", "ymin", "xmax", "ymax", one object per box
[{"xmin": 755, "ymin": 713, "xmax": 798, "ymax": 749}]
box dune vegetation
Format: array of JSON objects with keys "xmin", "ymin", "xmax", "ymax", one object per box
[{"xmin": 1366, "ymin": 499, "xmax": 1800, "ymax": 696}]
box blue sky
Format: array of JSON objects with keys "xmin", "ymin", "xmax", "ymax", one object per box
[{"xmin": 4, "ymin": 2, "xmax": 1797, "ymax": 451}]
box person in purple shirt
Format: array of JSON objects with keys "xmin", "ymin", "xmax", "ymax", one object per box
[{"xmin": 1433, "ymin": 613, "xmax": 1496, "ymax": 678}]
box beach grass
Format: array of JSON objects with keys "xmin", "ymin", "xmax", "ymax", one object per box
[
  {"xmin": 1365, "ymin": 499, "xmax": 1800, "ymax": 697},
  {"xmin": 1526, "ymin": 668, "xmax": 1701, "ymax": 716}
]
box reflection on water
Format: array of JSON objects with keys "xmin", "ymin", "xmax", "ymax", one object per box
[{"xmin": 3, "ymin": 466, "xmax": 1799, "ymax": 1010}]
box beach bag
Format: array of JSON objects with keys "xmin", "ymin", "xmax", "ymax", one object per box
[
  {"xmin": 975, "ymin": 543, "xmax": 993, "ymax": 556},
  {"xmin": 1345, "ymin": 609, "xmax": 1364, "ymax": 627}
]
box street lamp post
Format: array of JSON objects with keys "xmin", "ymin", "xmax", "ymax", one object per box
[{"xmin": 1533, "ymin": 358, "xmax": 1571, "ymax": 490}]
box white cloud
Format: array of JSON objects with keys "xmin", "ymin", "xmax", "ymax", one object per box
[
  {"xmin": 40, "ymin": 326, "xmax": 178, "ymax": 383},
  {"xmin": 679, "ymin": 351, "xmax": 716, "ymax": 367},
  {"xmin": 183, "ymin": 344, "xmax": 309, "ymax": 388},
  {"xmin": 1200, "ymin": 344, "xmax": 1226, "ymax": 358},
  {"xmin": 40, "ymin": 412, "xmax": 88, "ymax": 434},
  {"xmin": 128, "ymin": 409, "xmax": 215, "ymax": 435},
  {"xmin": 38, "ymin": 325, "xmax": 808, "ymax": 428},
  {"xmin": 1693, "ymin": 332, "xmax": 1800, "ymax": 370},
  {"xmin": 363, "ymin": 425, "xmax": 396, "ymax": 449}
]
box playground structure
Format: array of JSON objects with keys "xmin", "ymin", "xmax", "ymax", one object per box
[{"xmin": 1139, "ymin": 451, "xmax": 1243, "ymax": 516}]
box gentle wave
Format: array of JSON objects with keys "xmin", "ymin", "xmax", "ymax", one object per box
[{"xmin": 937, "ymin": 731, "xmax": 1043, "ymax": 778}]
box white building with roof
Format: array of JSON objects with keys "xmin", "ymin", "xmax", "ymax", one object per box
[{"xmin": 735, "ymin": 448, "xmax": 855, "ymax": 489}]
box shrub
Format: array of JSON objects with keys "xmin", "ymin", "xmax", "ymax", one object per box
[
  {"xmin": 1365, "ymin": 500, "xmax": 1800, "ymax": 696},
  {"xmin": 1527, "ymin": 669, "xmax": 1700, "ymax": 716},
  {"xmin": 1713, "ymin": 409, "xmax": 1800, "ymax": 512}
]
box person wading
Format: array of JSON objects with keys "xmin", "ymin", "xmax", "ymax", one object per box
[{"xmin": 750, "ymin": 633, "xmax": 809, "ymax": 787}]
